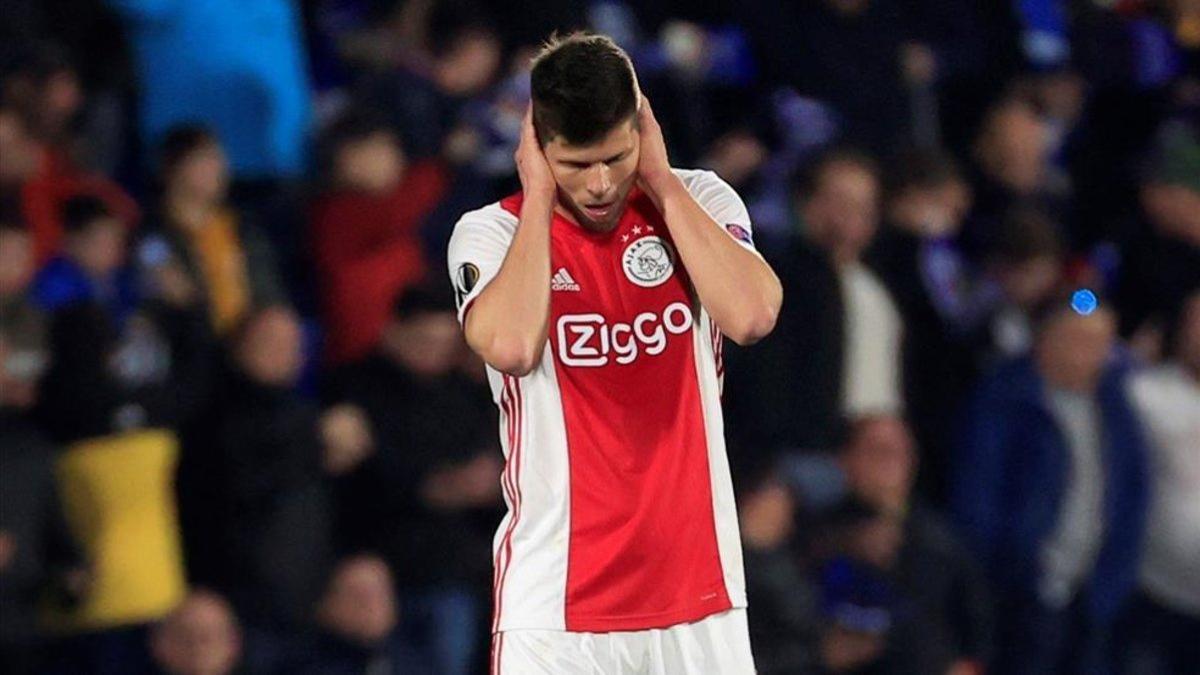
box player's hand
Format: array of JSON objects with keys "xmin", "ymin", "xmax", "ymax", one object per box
[
  {"xmin": 515, "ymin": 103, "xmax": 556, "ymax": 202},
  {"xmin": 635, "ymin": 95, "xmax": 678, "ymax": 208}
]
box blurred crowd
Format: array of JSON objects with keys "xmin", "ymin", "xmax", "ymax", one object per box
[{"xmin": 0, "ymin": 1, "xmax": 1197, "ymax": 674}]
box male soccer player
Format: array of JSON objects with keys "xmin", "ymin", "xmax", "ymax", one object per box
[{"xmin": 447, "ymin": 32, "xmax": 782, "ymax": 673}]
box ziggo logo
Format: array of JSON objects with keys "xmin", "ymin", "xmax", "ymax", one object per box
[{"xmin": 556, "ymin": 302, "xmax": 694, "ymax": 367}]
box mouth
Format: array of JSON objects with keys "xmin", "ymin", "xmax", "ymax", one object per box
[{"xmin": 582, "ymin": 202, "xmax": 615, "ymax": 220}]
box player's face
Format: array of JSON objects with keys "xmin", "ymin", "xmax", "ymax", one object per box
[{"xmin": 543, "ymin": 118, "xmax": 640, "ymax": 233}]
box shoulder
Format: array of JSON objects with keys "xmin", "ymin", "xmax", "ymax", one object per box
[
  {"xmin": 671, "ymin": 167, "xmax": 741, "ymax": 200},
  {"xmin": 451, "ymin": 201, "xmax": 520, "ymax": 235},
  {"xmin": 447, "ymin": 201, "xmax": 520, "ymax": 255}
]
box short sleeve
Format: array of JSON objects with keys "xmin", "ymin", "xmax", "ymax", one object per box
[
  {"xmin": 446, "ymin": 203, "xmax": 519, "ymax": 326},
  {"xmin": 676, "ymin": 169, "xmax": 758, "ymax": 253}
]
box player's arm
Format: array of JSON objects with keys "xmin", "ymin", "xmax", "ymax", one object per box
[
  {"xmin": 459, "ymin": 107, "xmax": 556, "ymax": 376},
  {"xmin": 636, "ymin": 98, "xmax": 782, "ymax": 346}
]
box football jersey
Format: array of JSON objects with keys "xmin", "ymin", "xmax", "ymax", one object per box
[{"xmin": 447, "ymin": 168, "xmax": 757, "ymax": 633}]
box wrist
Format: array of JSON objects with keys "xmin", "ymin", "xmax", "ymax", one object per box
[
  {"xmin": 521, "ymin": 188, "xmax": 556, "ymax": 222},
  {"xmin": 651, "ymin": 172, "xmax": 687, "ymax": 209}
]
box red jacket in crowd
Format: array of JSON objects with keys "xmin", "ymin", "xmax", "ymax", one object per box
[{"xmin": 310, "ymin": 161, "xmax": 449, "ymax": 364}]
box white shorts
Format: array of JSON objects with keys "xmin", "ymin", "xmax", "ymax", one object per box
[{"xmin": 491, "ymin": 608, "xmax": 757, "ymax": 674}]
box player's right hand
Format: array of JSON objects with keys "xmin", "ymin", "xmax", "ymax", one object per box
[{"xmin": 515, "ymin": 103, "xmax": 556, "ymax": 201}]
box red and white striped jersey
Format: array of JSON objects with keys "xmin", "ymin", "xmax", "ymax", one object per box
[{"xmin": 447, "ymin": 168, "xmax": 755, "ymax": 633}]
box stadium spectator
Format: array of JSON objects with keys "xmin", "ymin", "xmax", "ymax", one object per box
[
  {"xmin": 1, "ymin": 45, "xmax": 85, "ymax": 158},
  {"xmin": 728, "ymin": 148, "xmax": 901, "ymax": 456},
  {"xmin": 0, "ymin": 304, "xmax": 87, "ymax": 675},
  {"xmin": 738, "ymin": 457, "xmax": 822, "ymax": 675},
  {"xmin": 297, "ymin": 555, "xmax": 433, "ymax": 674},
  {"xmin": 813, "ymin": 497, "xmax": 900, "ymax": 675},
  {"xmin": 1121, "ymin": 291, "xmax": 1200, "ymax": 674},
  {"xmin": 140, "ymin": 126, "xmax": 285, "ymax": 337},
  {"xmin": 0, "ymin": 103, "xmax": 138, "ymax": 265},
  {"xmin": 838, "ymin": 415, "xmax": 993, "ymax": 674},
  {"xmin": 178, "ymin": 306, "xmax": 360, "ymax": 631},
  {"xmin": 32, "ymin": 195, "xmax": 138, "ymax": 321},
  {"xmin": 953, "ymin": 295, "xmax": 1149, "ymax": 675},
  {"xmin": 310, "ymin": 114, "xmax": 448, "ymax": 364},
  {"xmin": 798, "ymin": 149, "xmax": 902, "ymax": 420},
  {"xmin": 148, "ymin": 591, "xmax": 244, "ymax": 675},
  {"xmin": 325, "ymin": 284, "xmax": 498, "ymax": 675},
  {"xmin": 965, "ymin": 90, "xmax": 1069, "ymax": 256},
  {"xmin": 24, "ymin": 186, "xmax": 211, "ymax": 653},
  {"xmin": 353, "ymin": 13, "xmax": 503, "ymax": 160},
  {"xmin": 107, "ymin": 0, "xmax": 311, "ymax": 179},
  {"xmin": 1114, "ymin": 119, "xmax": 1200, "ymax": 359},
  {"xmin": 866, "ymin": 148, "xmax": 977, "ymax": 501},
  {"xmin": 32, "ymin": 205, "xmax": 214, "ymax": 445},
  {"xmin": 977, "ymin": 206, "xmax": 1066, "ymax": 366},
  {"xmin": 30, "ymin": 260, "xmax": 211, "ymax": 667}
]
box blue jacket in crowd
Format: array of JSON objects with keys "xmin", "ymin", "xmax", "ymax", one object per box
[
  {"xmin": 951, "ymin": 356, "xmax": 1149, "ymax": 625},
  {"xmin": 107, "ymin": 0, "xmax": 312, "ymax": 178},
  {"xmin": 33, "ymin": 257, "xmax": 141, "ymax": 325}
]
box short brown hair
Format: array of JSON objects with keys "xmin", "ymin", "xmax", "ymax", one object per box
[{"xmin": 529, "ymin": 32, "xmax": 638, "ymax": 146}]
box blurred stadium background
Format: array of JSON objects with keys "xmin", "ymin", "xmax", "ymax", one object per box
[{"xmin": 0, "ymin": 1, "xmax": 1197, "ymax": 674}]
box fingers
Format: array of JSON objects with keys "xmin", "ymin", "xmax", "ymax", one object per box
[
  {"xmin": 521, "ymin": 102, "xmax": 537, "ymax": 145},
  {"xmin": 637, "ymin": 94, "xmax": 658, "ymax": 130}
]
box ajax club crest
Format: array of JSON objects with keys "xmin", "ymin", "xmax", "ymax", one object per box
[{"xmin": 622, "ymin": 236, "xmax": 675, "ymax": 288}]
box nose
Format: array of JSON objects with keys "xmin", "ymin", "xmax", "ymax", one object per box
[{"xmin": 585, "ymin": 164, "xmax": 612, "ymax": 199}]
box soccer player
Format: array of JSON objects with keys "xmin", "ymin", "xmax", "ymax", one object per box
[{"xmin": 447, "ymin": 32, "xmax": 782, "ymax": 673}]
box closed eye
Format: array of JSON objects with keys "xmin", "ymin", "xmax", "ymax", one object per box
[
  {"xmin": 603, "ymin": 151, "xmax": 628, "ymax": 165},
  {"xmin": 561, "ymin": 151, "xmax": 629, "ymax": 170}
]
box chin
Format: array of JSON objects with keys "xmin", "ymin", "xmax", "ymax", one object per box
[{"xmin": 586, "ymin": 203, "xmax": 628, "ymax": 232}]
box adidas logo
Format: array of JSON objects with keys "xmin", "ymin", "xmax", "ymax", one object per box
[{"xmin": 551, "ymin": 268, "xmax": 581, "ymax": 292}]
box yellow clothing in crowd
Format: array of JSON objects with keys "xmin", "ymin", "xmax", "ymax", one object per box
[
  {"xmin": 185, "ymin": 208, "xmax": 251, "ymax": 335},
  {"xmin": 44, "ymin": 429, "xmax": 186, "ymax": 632}
]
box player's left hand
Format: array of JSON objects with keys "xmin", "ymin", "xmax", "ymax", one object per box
[{"xmin": 635, "ymin": 95, "xmax": 678, "ymax": 207}]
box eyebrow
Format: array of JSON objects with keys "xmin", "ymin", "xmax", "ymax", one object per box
[{"xmin": 561, "ymin": 149, "xmax": 630, "ymax": 166}]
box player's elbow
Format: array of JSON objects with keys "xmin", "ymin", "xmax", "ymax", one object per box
[
  {"xmin": 478, "ymin": 334, "xmax": 543, "ymax": 376},
  {"xmin": 726, "ymin": 293, "xmax": 781, "ymax": 346},
  {"xmin": 726, "ymin": 309, "xmax": 777, "ymax": 346},
  {"xmin": 465, "ymin": 310, "xmax": 546, "ymax": 376}
]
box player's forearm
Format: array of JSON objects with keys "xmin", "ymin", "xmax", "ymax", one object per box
[
  {"xmin": 464, "ymin": 194, "xmax": 555, "ymax": 375},
  {"xmin": 657, "ymin": 179, "xmax": 782, "ymax": 345}
]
